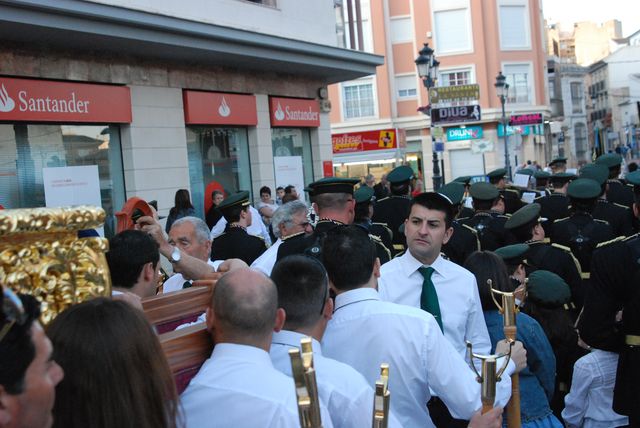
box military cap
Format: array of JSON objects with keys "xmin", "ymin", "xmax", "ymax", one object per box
[
  {"xmin": 549, "ymin": 157, "xmax": 567, "ymax": 167},
  {"xmin": 505, "ymin": 203, "xmax": 543, "ymax": 229},
  {"xmin": 386, "ymin": 165, "xmax": 414, "ymax": 184},
  {"xmin": 533, "ymin": 170, "xmax": 551, "ymax": 179},
  {"xmin": 453, "ymin": 176, "xmax": 472, "ymax": 185},
  {"xmin": 516, "ymin": 169, "xmax": 534, "ymax": 176},
  {"xmin": 354, "ymin": 186, "xmax": 375, "ymax": 204},
  {"xmin": 494, "ymin": 243, "xmax": 530, "ymax": 265},
  {"xmin": 437, "ymin": 182, "xmax": 465, "ymax": 205},
  {"xmin": 567, "ymin": 178, "xmax": 601, "ymax": 199},
  {"xmin": 487, "ymin": 168, "xmax": 507, "ymax": 180},
  {"xmin": 550, "ymin": 172, "xmax": 576, "ymax": 183},
  {"xmin": 596, "ymin": 153, "xmax": 623, "ymax": 168},
  {"xmin": 308, "ymin": 177, "xmax": 359, "ymax": 196},
  {"xmin": 526, "ymin": 270, "xmax": 571, "ymax": 307},
  {"xmin": 625, "ymin": 170, "xmax": 640, "ymax": 186},
  {"xmin": 579, "ymin": 164, "xmax": 608, "ymax": 186},
  {"xmin": 469, "ymin": 182, "xmax": 500, "ymax": 201},
  {"xmin": 217, "ymin": 191, "xmax": 250, "ymax": 214}
]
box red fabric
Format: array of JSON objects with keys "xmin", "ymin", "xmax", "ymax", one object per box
[
  {"xmin": 155, "ymin": 314, "xmax": 200, "ymax": 335},
  {"xmin": 174, "ymin": 364, "xmax": 204, "ymax": 394}
]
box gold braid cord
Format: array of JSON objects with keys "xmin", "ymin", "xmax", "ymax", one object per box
[{"xmin": 0, "ymin": 206, "xmax": 111, "ymax": 324}]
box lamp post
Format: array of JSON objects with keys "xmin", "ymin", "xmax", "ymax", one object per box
[
  {"xmin": 495, "ymin": 71, "xmax": 511, "ymax": 180},
  {"xmin": 415, "ymin": 43, "xmax": 442, "ymax": 190}
]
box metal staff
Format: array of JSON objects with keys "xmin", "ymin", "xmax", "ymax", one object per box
[
  {"xmin": 467, "ymin": 341, "xmax": 512, "ymax": 414},
  {"xmin": 289, "ymin": 337, "xmax": 323, "ymax": 428},
  {"xmin": 489, "ymin": 279, "xmax": 521, "ymax": 428},
  {"xmin": 372, "ymin": 363, "xmax": 391, "ymax": 428}
]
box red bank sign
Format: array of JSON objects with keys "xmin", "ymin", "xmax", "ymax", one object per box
[
  {"xmin": 269, "ymin": 97, "xmax": 320, "ymax": 127},
  {"xmin": 183, "ymin": 90, "xmax": 257, "ymax": 125},
  {"xmin": 0, "ymin": 77, "xmax": 131, "ymax": 123},
  {"xmin": 332, "ymin": 129, "xmax": 397, "ymax": 154}
]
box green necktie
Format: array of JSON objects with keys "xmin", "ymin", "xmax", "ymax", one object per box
[
  {"xmin": 182, "ymin": 281, "xmax": 192, "ymax": 289},
  {"xmin": 418, "ymin": 266, "xmax": 443, "ymax": 333}
]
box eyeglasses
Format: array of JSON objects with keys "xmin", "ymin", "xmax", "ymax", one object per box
[{"xmin": 0, "ymin": 287, "xmax": 27, "ymax": 344}]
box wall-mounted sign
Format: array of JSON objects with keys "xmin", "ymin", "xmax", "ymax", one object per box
[
  {"xmin": 471, "ymin": 139, "xmax": 494, "ymax": 154},
  {"xmin": 446, "ymin": 126, "xmax": 483, "ymax": 141},
  {"xmin": 183, "ymin": 91, "xmax": 257, "ymax": 125},
  {"xmin": 323, "ymin": 160, "xmax": 334, "ymax": 177},
  {"xmin": 0, "ymin": 77, "xmax": 131, "ymax": 123},
  {"xmin": 497, "ymin": 124, "xmax": 530, "ymax": 137},
  {"xmin": 269, "ymin": 97, "xmax": 320, "ymax": 127},
  {"xmin": 431, "ymin": 105, "xmax": 481, "ymax": 126},
  {"xmin": 332, "ymin": 129, "xmax": 397, "ymax": 154},
  {"xmin": 509, "ymin": 113, "xmax": 543, "ymax": 126},
  {"xmin": 429, "ymin": 84, "xmax": 480, "ymax": 106}
]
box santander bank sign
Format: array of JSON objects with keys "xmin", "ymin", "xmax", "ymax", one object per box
[
  {"xmin": 0, "ymin": 77, "xmax": 131, "ymax": 123},
  {"xmin": 269, "ymin": 97, "xmax": 320, "ymax": 127}
]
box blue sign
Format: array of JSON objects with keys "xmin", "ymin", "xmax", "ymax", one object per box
[
  {"xmin": 497, "ymin": 124, "xmax": 530, "ymax": 137},
  {"xmin": 446, "ymin": 126, "xmax": 483, "ymax": 141},
  {"xmin": 434, "ymin": 141, "xmax": 445, "ymax": 152}
]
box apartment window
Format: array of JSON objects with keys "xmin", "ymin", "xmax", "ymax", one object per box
[
  {"xmin": 396, "ymin": 75, "xmax": 417, "ymax": 99},
  {"xmin": 503, "ymin": 63, "xmax": 532, "ymax": 104},
  {"xmin": 439, "ymin": 69, "xmax": 472, "ymax": 87},
  {"xmin": 548, "ymin": 77, "xmax": 556, "ymax": 99},
  {"xmin": 575, "ymin": 123, "xmax": 588, "ymax": 160},
  {"xmin": 498, "ymin": 0, "xmax": 530, "ymax": 50},
  {"xmin": 571, "ymin": 82, "xmax": 584, "ymax": 113},
  {"xmin": 434, "ymin": 8, "xmax": 471, "ymax": 53},
  {"xmin": 343, "ymin": 80, "xmax": 375, "ymax": 119},
  {"xmin": 390, "ymin": 17, "xmax": 413, "ymax": 43},
  {"xmin": 343, "ymin": 0, "xmax": 374, "ymax": 52}
]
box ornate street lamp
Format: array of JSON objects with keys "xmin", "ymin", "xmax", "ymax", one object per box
[
  {"xmin": 415, "ymin": 43, "xmax": 442, "ymax": 190},
  {"xmin": 495, "ymin": 71, "xmax": 511, "ymax": 180}
]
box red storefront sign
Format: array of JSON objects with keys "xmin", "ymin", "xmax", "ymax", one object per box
[
  {"xmin": 323, "ymin": 160, "xmax": 334, "ymax": 177},
  {"xmin": 332, "ymin": 129, "xmax": 398, "ymax": 154},
  {"xmin": 183, "ymin": 90, "xmax": 257, "ymax": 125},
  {"xmin": 0, "ymin": 77, "xmax": 131, "ymax": 123},
  {"xmin": 509, "ymin": 113, "xmax": 543, "ymax": 126},
  {"xmin": 269, "ymin": 97, "xmax": 320, "ymax": 127}
]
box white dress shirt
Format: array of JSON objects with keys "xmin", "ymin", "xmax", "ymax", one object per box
[
  {"xmin": 379, "ymin": 251, "xmax": 492, "ymax": 362},
  {"xmin": 209, "ymin": 205, "xmax": 271, "ymax": 246},
  {"xmin": 251, "ymin": 238, "xmax": 283, "ymax": 276},
  {"xmin": 180, "ymin": 343, "xmax": 334, "ymax": 428},
  {"xmin": 322, "ymin": 288, "xmax": 513, "ymax": 428},
  {"xmin": 163, "ymin": 259, "xmax": 221, "ymax": 293},
  {"xmin": 270, "ymin": 330, "xmax": 401, "ymax": 428},
  {"xmin": 562, "ymin": 349, "xmax": 629, "ymax": 428}
]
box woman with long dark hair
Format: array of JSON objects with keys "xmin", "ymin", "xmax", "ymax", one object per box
[
  {"xmin": 47, "ymin": 298, "xmax": 182, "ymax": 428},
  {"xmin": 464, "ymin": 251, "xmax": 563, "ymax": 428},
  {"xmin": 166, "ymin": 189, "xmax": 196, "ymax": 232}
]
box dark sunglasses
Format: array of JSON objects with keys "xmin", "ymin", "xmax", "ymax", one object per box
[{"xmin": 0, "ymin": 287, "xmax": 27, "ymax": 344}]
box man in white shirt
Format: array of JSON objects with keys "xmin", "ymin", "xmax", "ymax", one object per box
[
  {"xmin": 180, "ymin": 268, "xmax": 333, "ymax": 428},
  {"xmin": 209, "ymin": 204, "xmax": 271, "ymax": 245},
  {"xmin": 269, "ymin": 254, "xmax": 401, "ymax": 428},
  {"xmin": 378, "ymin": 192, "xmax": 500, "ymax": 426},
  {"xmin": 251, "ymin": 200, "xmax": 312, "ymax": 276},
  {"xmin": 321, "ymin": 225, "xmax": 525, "ymax": 428}
]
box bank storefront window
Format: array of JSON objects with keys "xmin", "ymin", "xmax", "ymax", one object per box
[
  {"xmin": 271, "ymin": 127, "xmax": 314, "ymax": 188},
  {"xmin": 0, "ymin": 124, "xmax": 126, "ymax": 237}
]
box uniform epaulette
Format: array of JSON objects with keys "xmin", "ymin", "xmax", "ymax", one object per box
[
  {"xmin": 554, "ymin": 217, "xmax": 569, "ymax": 223},
  {"xmin": 461, "ymin": 223, "xmax": 478, "ymax": 235},
  {"xmin": 393, "ymin": 249, "xmax": 406, "ymax": 258},
  {"xmin": 377, "ymin": 197, "xmax": 390, "ymax": 202},
  {"xmin": 613, "ymin": 202, "xmax": 630, "ymax": 210},
  {"xmin": 624, "ymin": 233, "xmax": 640, "ymax": 243},
  {"xmin": 534, "ymin": 195, "xmax": 544, "ymax": 201},
  {"xmin": 626, "ymin": 183, "xmax": 634, "ymax": 188},
  {"xmin": 282, "ymin": 231, "xmax": 305, "ymax": 241},
  {"xmin": 372, "ymin": 222, "xmax": 390, "ymax": 227},
  {"xmin": 370, "ymin": 234, "xmax": 383, "ymax": 243},
  {"xmin": 542, "ymin": 237, "xmax": 551, "ymax": 244},
  {"xmin": 594, "ymin": 218, "xmax": 610, "ymax": 225},
  {"xmin": 498, "ymin": 214, "xmax": 510, "ymax": 219},
  {"xmin": 505, "ymin": 188, "xmax": 520, "ymax": 195},
  {"xmin": 596, "ymin": 235, "xmax": 626, "ymax": 248},
  {"xmin": 552, "ymin": 243, "xmax": 584, "ymax": 275},
  {"xmin": 551, "ymin": 243, "xmax": 571, "ymax": 252},
  {"xmin": 457, "ymin": 216, "xmax": 470, "ymax": 221}
]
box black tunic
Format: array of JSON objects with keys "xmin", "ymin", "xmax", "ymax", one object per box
[
  {"xmin": 606, "ymin": 179, "xmax": 634, "ymax": 209},
  {"xmin": 536, "ymin": 193, "xmax": 570, "ymax": 236},
  {"xmin": 371, "ymin": 196, "xmax": 412, "ymax": 254},
  {"xmin": 210, "ymin": 225, "xmax": 267, "ymax": 266},
  {"xmin": 593, "ymin": 199, "xmax": 634, "ymax": 238},
  {"xmin": 460, "ymin": 211, "xmax": 514, "ymax": 251},
  {"xmin": 442, "ymin": 221, "xmax": 480, "ymax": 266}
]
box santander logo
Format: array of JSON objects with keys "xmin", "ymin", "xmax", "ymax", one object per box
[
  {"xmin": 218, "ymin": 96, "xmax": 230, "ymax": 117},
  {"xmin": 0, "ymin": 84, "xmax": 16, "ymax": 113},
  {"xmin": 274, "ymin": 102, "xmax": 285, "ymax": 121}
]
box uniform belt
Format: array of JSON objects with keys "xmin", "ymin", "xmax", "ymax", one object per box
[
  {"xmin": 626, "ymin": 335, "xmax": 640, "ymax": 346},
  {"xmin": 581, "ymin": 272, "xmax": 590, "ymax": 280}
]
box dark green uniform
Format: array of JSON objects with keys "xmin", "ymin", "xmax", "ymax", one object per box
[{"xmin": 210, "ymin": 224, "xmax": 267, "ymax": 265}]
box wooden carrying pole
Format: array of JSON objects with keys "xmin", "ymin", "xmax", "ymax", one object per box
[{"xmin": 289, "ymin": 338, "xmax": 323, "ymax": 428}]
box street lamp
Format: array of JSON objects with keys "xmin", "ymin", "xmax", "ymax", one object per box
[
  {"xmin": 495, "ymin": 71, "xmax": 511, "ymax": 180},
  {"xmin": 415, "ymin": 43, "xmax": 442, "ymax": 190}
]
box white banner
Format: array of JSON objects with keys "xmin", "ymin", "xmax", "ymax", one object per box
[{"xmin": 274, "ymin": 156, "xmax": 306, "ymax": 203}]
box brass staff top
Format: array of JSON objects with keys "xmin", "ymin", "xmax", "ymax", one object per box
[{"xmin": 488, "ymin": 279, "xmax": 519, "ymax": 328}]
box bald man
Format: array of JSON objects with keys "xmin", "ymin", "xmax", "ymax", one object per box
[{"xmin": 179, "ymin": 268, "xmax": 334, "ymax": 428}]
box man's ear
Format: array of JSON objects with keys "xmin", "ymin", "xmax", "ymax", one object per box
[
  {"xmin": 634, "ymin": 202, "xmax": 640, "ymax": 219},
  {"xmin": 142, "ymin": 262, "xmax": 155, "ymax": 282},
  {"xmin": 442, "ymin": 226, "xmax": 454, "ymax": 245},
  {"xmin": 0, "ymin": 385, "xmax": 14, "ymax": 425},
  {"xmin": 373, "ymin": 257, "xmax": 381, "ymax": 278},
  {"xmin": 274, "ymin": 308, "xmax": 286, "ymax": 332},
  {"xmin": 205, "ymin": 307, "xmax": 214, "ymax": 332},
  {"xmin": 323, "ymin": 297, "xmax": 334, "ymax": 321}
]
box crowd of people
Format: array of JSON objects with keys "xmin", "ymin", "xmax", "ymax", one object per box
[{"xmin": 1, "ymin": 152, "xmax": 639, "ymax": 427}]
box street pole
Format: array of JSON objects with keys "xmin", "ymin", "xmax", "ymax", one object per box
[{"xmin": 495, "ymin": 72, "xmax": 511, "ymax": 181}]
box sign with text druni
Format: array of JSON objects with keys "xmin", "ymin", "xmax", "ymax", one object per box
[{"xmin": 446, "ymin": 126, "xmax": 483, "ymax": 141}]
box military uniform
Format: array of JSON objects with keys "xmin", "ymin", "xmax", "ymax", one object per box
[
  {"xmin": 442, "ymin": 221, "xmax": 480, "ymax": 266},
  {"xmin": 502, "ymin": 187, "xmax": 525, "ymax": 215},
  {"xmin": 460, "ymin": 182, "xmax": 514, "ymax": 251},
  {"xmin": 211, "ymin": 224, "xmax": 266, "ymax": 265},
  {"xmin": 353, "ymin": 186, "xmax": 394, "ymax": 259},
  {"xmin": 596, "ymin": 153, "xmax": 635, "ymax": 209}
]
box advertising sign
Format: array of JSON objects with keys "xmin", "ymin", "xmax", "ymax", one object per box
[
  {"xmin": 428, "ymin": 84, "xmax": 480, "ymax": 106},
  {"xmin": 332, "ymin": 129, "xmax": 397, "ymax": 154},
  {"xmin": 446, "ymin": 126, "xmax": 483, "ymax": 141},
  {"xmin": 509, "ymin": 113, "xmax": 543, "ymax": 126},
  {"xmin": 0, "ymin": 77, "xmax": 131, "ymax": 123},
  {"xmin": 497, "ymin": 124, "xmax": 530, "ymax": 137},
  {"xmin": 470, "ymin": 139, "xmax": 494, "ymax": 154},
  {"xmin": 274, "ymin": 156, "xmax": 306, "ymax": 202},
  {"xmin": 269, "ymin": 97, "xmax": 320, "ymax": 127},
  {"xmin": 431, "ymin": 105, "xmax": 481, "ymax": 126},
  {"xmin": 183, "ymin": 91, "xmax": 257, "ymax": 125},
  {"xmin": 323, "ymin": 161, "xmax": 334, "ymax": 177}
]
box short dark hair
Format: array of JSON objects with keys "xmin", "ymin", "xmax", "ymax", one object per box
[
  {"xmin": 223, "ymin": 205, "xmax": 249, "ymax": 223},
  {"xmin": 107, "ymin": 230, "xmax": 159, "ymax": 289},
  {"xmin": 271, "ymin": 255, "xmax": 328, "ymax": 330},
  {"xmin": 569, "ymin": 197, "xmax": 597, "ymax": 213},
  {"xmin": 464, "ymin": 251, "xmax": 514, "ymax": 311},
  {"xmin": 314, "ymin": 193, "xmax": 352, "ymax": 212},
  {"xmin": 276, "ymin": 186, "xmax": 284, "ymax": 192},
  {"xmin": 489, "ymin": 176, "xmax": 503, "ymax": 185},
  {"xmin": 389, "ymin": 182, "xmax": 409, "ymax": 196},
  {"xmin": 628, "ymin": 162, "xmax": 638, "ymax": 173},
  {"xmin": 0, "ymin": 292, "xmax": 40, "ymax": 394},
  {"xmin": 354, "ymin": 201, "xmax": 372, "ymax": 222},
  {"xmin": 285, "ymin": 185, "xmax": 296, "ymax": 194},
  {"xmin": 410, "ymin": 192, "xmax": 454, "ymax": 229},
  {"xmin": 510, "ymin": 219, "xmax": 538, "ymax": 243},
  {"xmin": 322, "ymin": 225, "xmax": 376, "ymax": 291},
  {"xmin": 472, "ymin": 198, "xmax": 497, "ymax": 212},
  {"xmin": 260, "ymin": 186, "xmax": 271, "ymax": 196}
]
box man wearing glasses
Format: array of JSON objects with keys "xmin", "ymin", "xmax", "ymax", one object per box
[{"xmin": 0, "ymin": 286, "xmax": 64, "ymax": 428}]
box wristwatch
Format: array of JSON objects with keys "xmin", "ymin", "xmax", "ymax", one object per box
[{"xmin": 169, "ymin": 246, "xmax": 181, "ymax": 264}]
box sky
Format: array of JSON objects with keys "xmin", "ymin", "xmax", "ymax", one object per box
[{"xmin": 542, "ymin": 0, "xmax": 640, "ymax": 36}]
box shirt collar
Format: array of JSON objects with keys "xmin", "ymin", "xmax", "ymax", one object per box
[
  {"xmin": 401, "ymin": 250, "xmax": 447, "ymax": 278},
  {"xmin": 211, "ymin": 343, "xmax": 273, "ymax": 366},
  {"xmin": 271, "ymin": 330, "xmax": 322, "ymax": 355},
  {"xmin": 334, "ymin": 287, "xmax": 380, "ymax": 311}
]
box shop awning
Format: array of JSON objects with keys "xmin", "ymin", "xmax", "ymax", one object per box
[{"xmin": 333, "ymin": 150, "xmax": 400, "ymax": 166}]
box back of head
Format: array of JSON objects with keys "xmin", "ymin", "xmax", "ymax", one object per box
[
  {"xmin": 174, "ymin": 189, "xmax": 193, "ymax": 210},
  {"xmin": 107, "ymin": 230, "xmax": 159, "ymax": 289},
  {"xmin": 313, "ymin": 193, "xmax": 352, "ymax": 213},
  {"xmin": 321, "ymin": 225, "xmax": 376, "ymax": 291},
  {"xmin": 271, "ymin": 255, "xmax": 328, "ymax": 330},
  {"xmin": 212, "ymin": 268, "xmax": 278, "ymax": 343},
  {"xmin": 463, "ymin": 251, "xmax": 514, "ymax": 311},
  {"xmin": 47, "ymin": 298, "xmax": 179, "ymax": 428}
]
